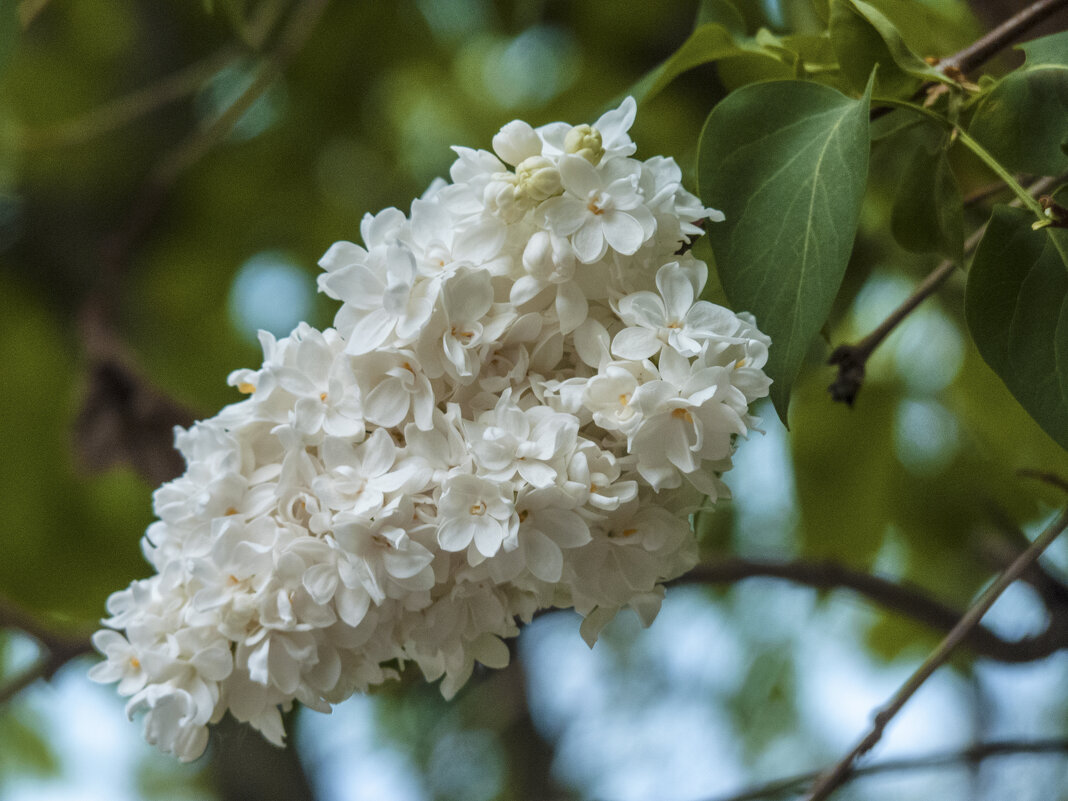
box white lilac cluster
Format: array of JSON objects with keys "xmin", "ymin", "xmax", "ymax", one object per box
[{"xmin": 89, "ymin": 98, "xmax": 771, "ymax": 761}]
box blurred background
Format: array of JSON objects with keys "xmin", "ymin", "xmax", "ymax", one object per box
[{"xmin": 2, "ymin": 1, "xmax": 1068, "ymax": 799}]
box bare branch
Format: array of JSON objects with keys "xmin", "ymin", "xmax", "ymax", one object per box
[
  {"xmin": 939, "ymin": 0, "xmax": 1068, "ymax": 76},
  {"xmin": 707, "ymin": 739, "xmax": 1068, "ymax": 801},
  {"xmin": 678, "ymin": 558, "xmax": 1067, "ymax": 663},
  {"xmin": 802, "ymin": 501, "xmax": 1068, "ymax": 801}
]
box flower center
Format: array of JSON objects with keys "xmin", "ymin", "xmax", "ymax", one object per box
[
  {"xmin": 450, "ymin": 325, "xmax": 476, "ymax": 344},
  {"xmin": 469, "ymin": 501, "xmax": 487, "ymax": 516},
  {"xmin": 671, "ymin": 408, "xmax": 694, "ymax": 423},
  {"xmin": 586, "ymin": 191, "xmax": 608, "ymax": 215}
]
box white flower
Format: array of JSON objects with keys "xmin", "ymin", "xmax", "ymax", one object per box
[
  {"xmin": 537, "ymin": 156, "xmax": 656, "ymax": 263},
  {"xmin": 312, "ymin": 429, "xmax": 424, "ymax": 521},
  {"xmin": 319, "ymin": 241, "xmax": 435, "ymax": 355},
  {"xmin": 436, "ymin": 474, "xmax": 519, "ymax": 560},
  {"xmin": 613, "ymin": 261, "xmax": 741, "ymax": 360},
  {"xmin": 466, "ymin": 391, "xmax": 579, "ymax": 489},
  {"xmin": 126, "ymin": 685, "xmax": 211, "ymax": 762},
  {"xmin": 351, "ymin": 348, "xmax": 436, "ymax": 431}
]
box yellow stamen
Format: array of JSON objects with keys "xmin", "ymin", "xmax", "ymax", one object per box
[
  {"xmin": 469, "ymin": 501, "xmax": 487, "ymax": 516},
  {"xmin": 672, "ymin": 408, "xmax": 694, "ymax": 423},
  {"xmin": 238, "ymin": 382, "xmax": 256, "ymax": 394}
]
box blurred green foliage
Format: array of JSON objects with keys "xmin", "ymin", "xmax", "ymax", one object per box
[{"xmin": 2, "ymin": 1, "xmax": 1068, "ymax": 799}]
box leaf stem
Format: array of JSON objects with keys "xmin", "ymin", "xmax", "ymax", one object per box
[
  {"xmin": 870, "ymin": 97, "xmax": 1045, "ymax": 219},
  {"xmin": 802, "ymin": 499, "xmax": 1068, "ymax": 801},
  {"xmin": 827, "ymin": 175, "xmax": 1061, "ymax": 406}
]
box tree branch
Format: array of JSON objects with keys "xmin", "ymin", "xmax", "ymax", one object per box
[
  {"xmin": 706, "ymin": 738, "xmax": 1068, "ymax": 801},
  {"xmin": 0, "ymin": 596, "xmax": 93, "ymax": 706},
  {"xmin": 678, "ymin": 558, "xmax": 1068, "ymax": 663},
  {"xmin": 802, "ymin": 501, "xmax": 1068, "ymax": 801},
  {"xmin": 939, "ymin": 0, "xmax": 1068, "ymax": 76},
  {"xmin": 827, "ymin": 174, "xmax": 1063, "ymax": 407}
]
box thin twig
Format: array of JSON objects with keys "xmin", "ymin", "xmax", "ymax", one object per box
[
  {"xmin": 827, "ymin": 174, "xmax": 1062, "ymax": 406},
  {"xmin": 939, "ymin": 0, "xmax": 1068, "ymax": 76},
  {"xmin": 20, "ymin": 0, "xmax": 295, "ymax": 152},
  {"xmin": 707, "ymin": 738, "xmax": 1068, "ymax": 801},
  {"xmin": 152, "ymin": 0, "xmax": 328, "ymax": 187},
  {"xmin": 99, "ymin": 0, "xmax": 329, "ymax": 284},
  {"xmin": 678, "ymin": 559, "xmax": 1066, "ymax": 663},
  {"xmin": 802, "ymin": 501, "xmax": 1068, "ymax": 801},
  {"xmin": 19, "ymin": 48, "xmax": 240, "ymax": 151}
]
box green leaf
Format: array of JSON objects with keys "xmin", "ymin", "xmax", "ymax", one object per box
[
  {"xmin": 829, "ymin": 0, "xmax": 947, "ymax": 97},
  {"xmin": 968, "ymin": 30, "xmax": 1068, "ymax": 176},
  {"xmin": 698, "ymin": 77, "xmax": 872, "ymax": 424},
  {"xmin": 889, "ymin": 121, "xmax": 963, "ymax": 258},
  {"xmin": 627, "ymin": 22, "xmax": 792, "ymax": 105},
  {"xmin": 965, "ymin": 206, "xmax": 1068, "ymax": 452},
  {"xmin": 780, "ymin": 32, "xmax": 839, "ymax": 80}
]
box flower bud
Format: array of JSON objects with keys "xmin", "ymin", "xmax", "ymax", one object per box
[
  {"xmin": 564, "ymin": 124, "xmax": 604, "ymax": 165},
  {"xmin": 522, "ymin": 230, "xmax": 575, "ymax": 282},
  {"xmin": 514, "ymin": 156, "xmax": 562, "ymax": 203},
  {"xmin": 492, "ymin": 120, "xmax": 542, "ymax": 166}
]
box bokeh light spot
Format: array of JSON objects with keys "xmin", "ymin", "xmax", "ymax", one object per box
[
  {"xmin": 228, "ymin": 252, "xmax": 313, "ymax": 341},
  {"xmin": 893, "ymin": 398, "xmax": 960, "ymax": 475},
  {"xmin": 480, "ymin": 26, "xmax": 580, "ymax": 109},
  {"xmin": 428, "ymin": 729, "xmax": 504, "ymax": 801}
]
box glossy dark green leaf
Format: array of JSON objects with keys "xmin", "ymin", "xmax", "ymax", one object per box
[
  {"xmin": 697, "ymin": 77, "xmax": 872, "ymax": 424},
  {"xmin": 968, "ymin": 30, "xmax": 1068, "ymax": 175},
  {"xmin": 965, "ymin": 205, "xmax": 1068, "ymax": 452},
  {"xmin": 889, "ymin": 120, "xmax": 963, "ymax": 258},
  {"xmin": 628, "ymin": 22, "xmax": 792, "ymax": 104},
  {"xmin": 829, "ymin": 0, "xmax": 947, "ymax": 97}
]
